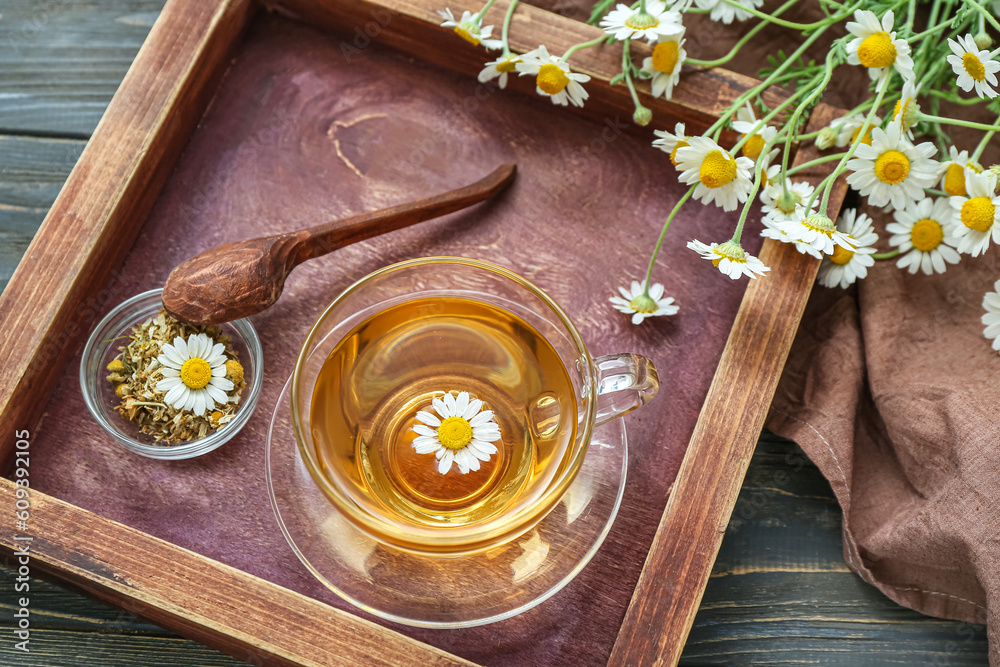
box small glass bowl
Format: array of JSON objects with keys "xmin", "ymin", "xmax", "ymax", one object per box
[{"xmin": 80, "ymin": 289, "xmax": 263, "ymax": 460}]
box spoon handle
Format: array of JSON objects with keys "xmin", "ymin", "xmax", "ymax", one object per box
[{"xmin": 290, "ymin": 162, "xmax": 517, "ymax": 266}]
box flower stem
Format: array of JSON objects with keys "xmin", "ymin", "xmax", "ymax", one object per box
[
  {"xmin": 780, "ymin": 49, "xmax": 839, "ymax": 199},
  {"xmin": 622, "ymin": 39, "xmax": 645, "ymax": 113},
  {"xmin": 972, "ymin": 114, "xmax": 999, "ymax": 162},
  {"xmin": 563, "ymin": 35, "xmax": 608, "ymax": 61},
  {"xmin": 685, "ymin": 0, "xmax": 801, "ymax": 68},
  {"xmin": 817, "ymin": 72, "xmax": 891, "ymax": 216},
  {"xmin": 643, "ymin": 186, "xmax": 695, "ymax": 287},
  {"xmin": 477, "ymin": 0, "xmax": 499, "ymax": 20},
  {"xmin": 919, "ymin": 113, "xmax": 1000, "ymax": 133},
  {"xmin": 961, "ymin": 0, "xmax": 1000, "ymax": 34},
  {"xmin": 786, "ymin": 152, "xmax": 850, "ymax": 175},
  {"xmin": 732, "ymin": 139, "xmax": 781, "ymax": 245},
  {"xmin": 501, "ymin": 0, "xmax": 518, "ymax": 55},
  {"xmin": 872, "ymin": 249, "xmax": 901, "ymax": 260}
]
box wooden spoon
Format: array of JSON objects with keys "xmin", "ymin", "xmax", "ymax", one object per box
[{"xmin": 162, "ymin": 163, "xmax": 516, "ymax": 325}]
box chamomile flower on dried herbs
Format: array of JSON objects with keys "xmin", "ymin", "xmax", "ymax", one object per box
[{"xmin": 105, "ymin": 310, "xmax": 246, "ymax": 443}]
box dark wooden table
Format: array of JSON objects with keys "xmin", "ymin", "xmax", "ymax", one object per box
[{"xmin": 0, "ymin": 1, "xmax": 989, "ymax": 665}]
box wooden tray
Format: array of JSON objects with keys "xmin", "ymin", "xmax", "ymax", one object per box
[{"xmin": 0, "ymin": 1, "xmax": 848, "ymax": 664}]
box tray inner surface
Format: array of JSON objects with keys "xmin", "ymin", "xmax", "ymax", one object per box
[{"xmin": 25, "ymin": 13, "xmax": 763, "ymax": 666}]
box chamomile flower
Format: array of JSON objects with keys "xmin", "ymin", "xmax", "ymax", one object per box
[
  {"xmin": 516, "ymin": 45, "xmax": 591, "ymax": 107},
  {"xmin": 891, "ymin": 79, "xmax": 921, "ymax": 138},
  {"xmin": 845, "ymin": 10, "xmax": 914, "ymax": 89},
  {"xmin": 155, "ymin": 333, "xmax": 235, "ymax": 417},
  {"xmin": 887, "ymin": 197, "xmax": 961, "ymax": 275},
  {"xmin": 609, "ymin": 280, "xmax": 679, "ymax": 324},
  {"xmin": 693, "ymin": 0, "xmax": 763, "ymax": 25},
  {"xmin": 731, "ymin": 103, "xmax": 778, "ymax": 161},
  {"xmin": 833, "ymin": 113, "xmax": 883, "ymax": 148},
  {"xmin": 939, "ymin": 146, "xmax": 983, "ymax": 197},
  {"xmin": 760, "ymin": 179, "xmax": 816, "ymax": 225},
  {"xmin": 947, "ymin": 34, "xmax": 1000, "ymax": 99},
  {"xmin": 675, "ymin": 137, "xmax": 755, "ymax": 212},
  {"xmin": 641, "ymin": 34, "xmax": 686, "ymax": 100},
  {"xmin": 846, "ymin": 120, "xmax": 939, "ymax": 210},
  {"xmin": 817, "ymin": 209, "xmax": 878, "ymax": 289},
  {"xmin": 652, "ymin": 122, "xmax": 689, "ymax": 166},
  {"xmin": 982, "ymin": 279, "xmax": 1000, "ymax": 352},
  {"xmin": 412, "ymin": 391, "xmax": 501, "ymax": 475},
  {"xmin": 600, "ymin": 1, "xmax": 683, "ymax": 43},
  {"xmin": 686, "ymin": 239, "xmax": 770, "ymax": 279},
  {"xmin": 478, "ymin": 53, "xmax": 520, "ymax": 89},
  {"xmin": 438, "ymin": 8, "xmax": 502, "ymax": 50},
  {"xmin": 778, "ymin": 211, "xmax": 856, "ymax": 256},
  {"xmin": 761, "ymin": 209, "xmax": 823, "ymax": 259},
  {"xmin": 950, "ymin": 168, "xmax": 1000, "ymax": 257}
]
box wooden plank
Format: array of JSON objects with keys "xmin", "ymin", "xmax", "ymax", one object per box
[
  {"xmin": 0, "ymin": 478, "xmax": 476, "ymax": 667},
  {"xmin": 0, "ymin": 0, "xmax": 167, "ymax": 137},
  {"xmin": 266, "ymin": 0, "xmax": 789, "ymax": 134},
  {"xmin": 0, "ymin": 0, "xmax": 256, "ymax": 471},
  {"xmin": 608, "ymin": 102, "xmax": 850, "ymax": 667},
  {"xmin": 0, "ymin": 135, "xmax": 86, "ymax": 292}
]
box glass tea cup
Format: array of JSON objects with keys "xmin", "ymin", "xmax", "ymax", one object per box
[{"xmin": 291, "ymin": 257, "xmax": 657, "ymax": 557}]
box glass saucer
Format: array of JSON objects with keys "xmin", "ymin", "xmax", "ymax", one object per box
[{"xmin": 265, "ymin": 372, "xmax": 628, "ymax": 628}]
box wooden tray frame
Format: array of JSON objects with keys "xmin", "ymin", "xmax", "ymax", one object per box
[{"xmin": 0, "ymin": 0, "xmax": 848, "ymax": 664}]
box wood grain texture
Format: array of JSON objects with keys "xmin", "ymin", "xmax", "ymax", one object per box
[
  {"xmin": 608, "ymin": 102, "xmax": 851, "ymax": 667},
  {"xmin": 0, "ymin": 0, "xmax": 256, "ymax": 471},
  {"xmin": 266, "ymin": 0, "xmax": 789, "ymax": 135},
  {"xmin": 0, "ymin": 0, "xmax": 166, "ymax": 136},
  {"xmin": 0, "ymin": 477, "xmax": 478, "ymax": 667}
]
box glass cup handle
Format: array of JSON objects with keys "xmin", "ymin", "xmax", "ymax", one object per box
[{"xmin": 593, "ymin": 353, "xmax": 659, "ymax": 426}]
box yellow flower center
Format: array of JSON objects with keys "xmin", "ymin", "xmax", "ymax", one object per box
[
  {"xmin": 910, "ymin": 218, "xmax": 944, "ymax": 251},
  {"xmin": 651, "ymin": 41, "xmax": 680, "ymax": 74},
  {"xmin": 857, "ymin": 32, "xmax": 897, "ymax": 69},
  {"xmin": 851, "ymin": 125, "xmax": 875, "ymax": 146},
  {"xmin": 742, "ymin": 134, "xmax": 766, "ymax": 161},
  {"xmin": 961, "ymin": 197, "xmax": 996, "ymax": 232},
  {"xmin": 874, "ymin": 149, "xmax": 910, "ymax": 184},
  {"xmin": 830, "ymin": 244, "xmax": 855, "ymax": 265},
  {"xmin": 669, "ymin": 139, "xmax": 688, "ymax": 166},
  {"xmin": 453, "ymin": 26, "xmax": 480, "ymax": 46},
  {"xmin": 496, "ymin": 58, "xmax": 518, "ymax": 73},
  {"xmin": 536, "ymin": 63, "xmax": 570, "ymax": 95},
  {"xmin": 699, "ymin": 150, "xmax": 738, "ymax": 189},
  {"xmin": 944, "ymin": 163, "xmax": 969, "ymax": 196},
  {"xmin": 963, "ymin": 52, "xmax": 986, "ymax": 81},
  {"xmin": 437, "ymin": 416, "xmax": 473, "ymax": 450},
  {"xmin": 180, "ymin": 358, "xmax": 212, "ymax": 390}
]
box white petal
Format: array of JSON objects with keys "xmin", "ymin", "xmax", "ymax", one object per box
[
  {"xmin": 210, "ymin": 376, "xmax": 235, "ymax": 391},
  {"xmin": 205, "ymin": 383, "xmax": 229, "ymax": 405},
  {"xmin": 432, "ymin": 397, "xmax": 449, "ymax": 418},
  {"xmin": 462, "ymin": 398, "xmax": 482, "ymax": 420},
  {"xmin": 471, "ymin": 439, "xmax": 498, "ymax": 455},
  {"xmin": 469, "ymin": 410, "xmax": 495, "ymax": 427},
  {"xmin": 416, "ymin": 410, "xmax": 441, "ymax": 427},
  {"xmin": 443, "ymin": 393, "xmax": 457, "ymax": 415},
  {"xmin": 455, "ymin": 392, "xmax": 470, "ymax": 416},
  {"xmin": 438, "ymin": 450, "xmax": 454, "ymax": 474},
  {"xmin": 172, "ymin": 336, "xmax": 189, "ymax": 358},
  {"xmin": 156, "ymin": 377, "xmax": 182, "ymax": 392},
  {"xmin": 161, "ymin": 367, "xmax": 180, "ymax": 378},
  {"xmin": 413, "ymin": 424, "xmax": 438, "ymax": 437},
  {"xmin": 164, "ymin": 384, "xmax": 186, "ymax": 407}
]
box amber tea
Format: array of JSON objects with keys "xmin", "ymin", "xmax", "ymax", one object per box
[{"xmin": 309, "ymin": 296, "xmax": 578, "ymax": 536}]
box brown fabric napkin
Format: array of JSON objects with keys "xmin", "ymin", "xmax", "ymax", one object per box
[{"xmin": 768, "ymin": 212, "xmax": 1000, "ymax": 662}]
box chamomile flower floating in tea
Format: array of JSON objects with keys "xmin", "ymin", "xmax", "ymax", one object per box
[
  {"xmin": 817, "ymin": 210, "xmax": 878, "ymax": 289},
  {"xmin": 105, "ymin": 310, "xmax": 246, "ymax": 442},
  {"xmin": 412, "ymin": 391, "xmax": 502, "ymax": 475},
  {"xmin": 609, "ymin": 280, "xmax": 678, "ymax": 325},
  {"xmin": 886, "ymin": 197, "xmax": 961, "ymax": 275},
  {"xmin": 156, "ymin": 333, "xmax": 235, "ymax": 417}
]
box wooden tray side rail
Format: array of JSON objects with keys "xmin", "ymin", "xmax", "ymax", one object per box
[{"xmin": 0, "ymin": 1, "xmax": 849, "ymax": 665}]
